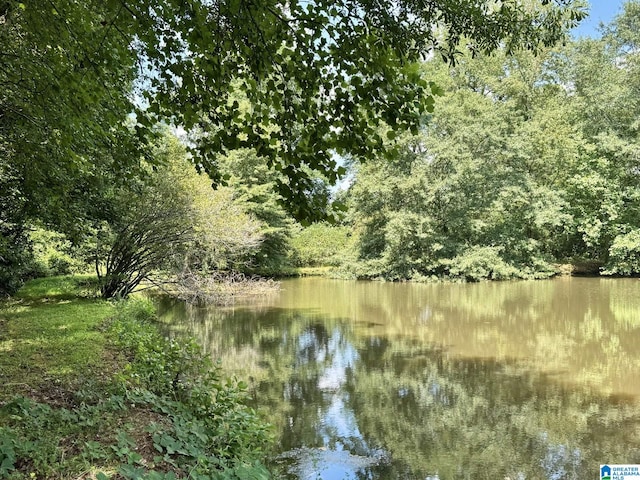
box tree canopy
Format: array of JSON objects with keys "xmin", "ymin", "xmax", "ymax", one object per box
[
  {"xmin": 0, "ymin": 0, "xmax": 587, "ymax": 294},
  {"xmin": 341, "ymin": 2, "xmax": 640, "ymax": 281},
  {"xmin": 1, "ymin": 0, "xmax": 585, "ymax": 219}
]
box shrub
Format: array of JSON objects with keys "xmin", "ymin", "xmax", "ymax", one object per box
[
  {"xmin": 290, "ymin": 223, "xmax": 353, "ymax": 267},
  {"xmin": 109, "ymin": 299, "xmax": 272, "ymax": 477},
  {"xmin": 0, "ymin": 231, "xmax": 43, "ymax": 296},
  {"xmin": 30, "ymin": 228, "xmax": 85, "ymax": 276},
  {"xmin": 447, "ymin": 246, "xmax": 520, "ymax": 281},
  {"xmin": 603, "ymin": 230, "xmax": 640, "ymax": 276}
]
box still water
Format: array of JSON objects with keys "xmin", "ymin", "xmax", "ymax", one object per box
[{"xmin": 157, "ymin": 277, "xmax": 640, "ymax": 479}]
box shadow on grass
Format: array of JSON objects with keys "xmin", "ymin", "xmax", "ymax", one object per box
[{"xmin": 0, "ymin": 276, "xmax": 115, "ymax": 403}]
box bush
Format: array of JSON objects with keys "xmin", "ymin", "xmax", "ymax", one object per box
[
  {"xmin": 0, "ymin": 231, "xmax": 43, "ymax": 297},
  {"xmin": 290, "ymin": 223, "xmax": 354, "ymax": 267},
  {"xmin": 30, "ymin": 228, "xmax": 85, "ymax": 276},
  {"xmin": 446, "ymin": 246, "xmax": 520, "ymax": 281},
  {"xmin": 603, "ymin": 230, "xmax": 640, "ymax": 276},
  {"xmin": 108, "ymin": 299, "xmax": 272, "ymax": 477}
]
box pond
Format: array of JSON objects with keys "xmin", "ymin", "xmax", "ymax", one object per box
[{"xmin": 157, "ymin": 277, "xmax": 640, "ymax": 479}]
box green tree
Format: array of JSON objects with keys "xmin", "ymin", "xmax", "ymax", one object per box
[
  {"xmin": 130, "ymin": 0, "xmax": 584, "ymax": 215},
  {"xmin": 346, "ymin": 46, "xmax": 582, "ymax": 280},
  {"xmin": 290, "ymin": 223, "xmax": 355, "ymax": 268},
  {"xmin": 345, "ymin": 1, "xmax": 640, "ymax": 281},
  {"xmin": 218, "ymin": 149, "xmax": 296, "ymax": 274},
  {"xmin": 97, "ymin": 136, "xmax": 265, "ymax": 298},
  {"xmin": 0, "ymin": 1, "xmax": 147, "ymax": 294},
  {"xmin": 559, "ymin": 4, "xmax": 640, "ymax": 265},
  {"xmin": 0, "ymin": 0, "xmax": 586, "ymax": 293},
  {"xmin": 96, "ymin": 141, "xmax": 196, "ymax": 298},
  {"xmin": 1, "ymin": 0, "xmax": 585, "ymax": 209}
]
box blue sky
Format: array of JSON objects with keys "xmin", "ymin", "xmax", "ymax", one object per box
[{"xmin": 571, "ymin": 0, "xmax": 628, "ymax": 38}]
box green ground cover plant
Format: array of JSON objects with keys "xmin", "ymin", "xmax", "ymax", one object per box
[{"xmin": 0, "ymin": 276, "xmax": 271, "ymax": 479}]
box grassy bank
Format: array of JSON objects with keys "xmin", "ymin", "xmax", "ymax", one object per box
[
  {"xmin": 0, "ymin": 276, "xmax": 114, "ymax": 405},
  {"xmin": 0, "ymin": 277, "xmax": 271, "ymax": 479}
]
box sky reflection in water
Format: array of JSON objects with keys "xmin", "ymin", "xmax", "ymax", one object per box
[{"xmin": 158, "ymin": 277, "xmax": 640, "ymax": 479}]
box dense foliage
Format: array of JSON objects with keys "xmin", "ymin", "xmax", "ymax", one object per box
[
  {"xmin": 0, "ymin": 0, "xmax": 584, "ymax": 294},
  {"xmin": 343, "ymin": 3, "xmax": 640, "ymax": 281},
  {"xmin": 95, "ymin": 137, "xmax": 287, "ymax": 298},
  {"xmin": 290, "ymin": 224, "xmax": 355, "ymax": 268},
  {"xmin": 108, "ymin": 299, "xmax": 272, "ymax": 478},
  {"xmin": 217, "ymin": 149, "xmax": 297, "ymax": 275}
]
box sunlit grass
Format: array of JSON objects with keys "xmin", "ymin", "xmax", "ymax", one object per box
[
  {"xmin": 0, "ymin": 275, "xmax": 270, "ymax": 479},
  {"xmin": 13, "ymin": 274, "xmax": 98, "ymax": 300},
  {"xmin": 0, "ymin": 276, "xmax": 114, "ymax": 402}
]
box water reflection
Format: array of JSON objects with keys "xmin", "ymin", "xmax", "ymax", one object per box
[{"xmin": 157, "ymin": 278, "xmax": 640, "ymax": 479}]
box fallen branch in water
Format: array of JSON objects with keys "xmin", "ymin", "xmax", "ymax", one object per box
[{"xmin": 172, "ymin": 271, "xmax": 280, "ymax": 305}]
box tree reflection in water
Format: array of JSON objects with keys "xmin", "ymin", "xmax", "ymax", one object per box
[{"xmin": 157, "ymin": 278, "xmax": 640, "ymax": 480}]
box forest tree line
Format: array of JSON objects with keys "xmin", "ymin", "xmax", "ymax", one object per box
[
  {"xmin": 1, "ymin": 0, "xmax": 619, "ymax": 296},
  {"xmin": 342, "ymin": 1, "xmax": 640, "ymax": 281}
]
